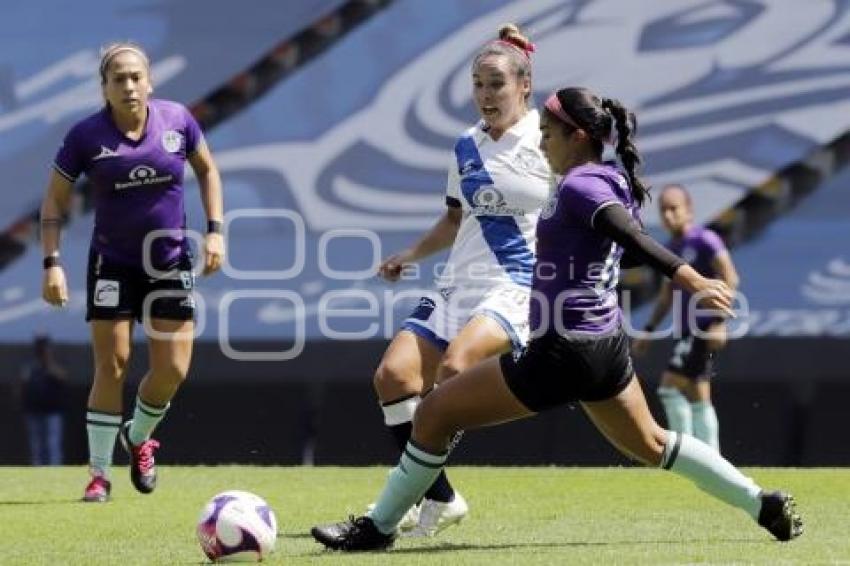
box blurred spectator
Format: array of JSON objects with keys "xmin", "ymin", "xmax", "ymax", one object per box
[{"xmin": 20, "ymin": 335, "xmax": 68, "ymax": 465}]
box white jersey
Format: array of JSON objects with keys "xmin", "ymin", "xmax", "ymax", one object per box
[{"xmin": 439, "ymin": 109, "xmax": 551, "ymax": 290}]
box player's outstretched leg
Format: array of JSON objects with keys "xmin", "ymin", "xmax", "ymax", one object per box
[
  {"xmin": 660, "ymin": 431, "xmax": 803, "ymax": 541},
  {"xmin": 584, "ymin": 376, "xmax": 803, "ymax": 542}
]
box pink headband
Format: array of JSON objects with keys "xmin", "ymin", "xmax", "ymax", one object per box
[
  {"xmin": 544, "ymin": 92, "xmax": 618, "ymax": 146},
  {"xmin": 544, "ymin": 93, "xmax": 580, "ymax": 130}
]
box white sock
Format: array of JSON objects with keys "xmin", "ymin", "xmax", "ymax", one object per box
[
  {"xmin": 691, "ymin": 401, "xmax": 720, "ymax": 451},
  {"xmin": 86, "ymin": 411, "xmax": 122, "ymax": 478},
  {"xmin": 658, "ymin": 386, "xmax": 693, "ymax": 434},
  {"xmin": 662, "ymin": 431, "xmax": 761, "ymax": 519}
]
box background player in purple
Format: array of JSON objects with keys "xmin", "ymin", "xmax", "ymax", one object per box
[
  {"xmin": 40, "ymin": 42, "xmax": 225, "ymax": 502},
  {"xmin": 633, "ymin": 184, "xmax": 740, "ymax": 450},
  {"xmin": 311, "ymin": 86, "xmax": 802, "ymax": 551}
]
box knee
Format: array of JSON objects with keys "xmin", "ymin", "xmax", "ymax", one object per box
[
  {"xmin": 153, "ymin": 358, "xmax": 190, "ymax": 385},
  {"xmin": 96, "ymin": 349, "xmax": 131, "ymax": 381},
  {"xmin": 373, "ymin": 360, "xmax": 418, "ymax": 397},
  {"xmin": 437, "ymin": 352, "xmax": 473, "ymax": 381}
]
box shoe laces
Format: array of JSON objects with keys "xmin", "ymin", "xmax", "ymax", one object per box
[{"xmin": 135, "ymin": 439, "xmax": 160, "ymax": 474}]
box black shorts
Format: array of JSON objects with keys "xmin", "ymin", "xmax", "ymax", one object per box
[
  {"xmin": 666, "ymin": 333, "xmax": 715, "ymax": 380},
  {"xmin": 500, "ymin": 327, "xmax": 634, "ymax": 412},
  {"xmin": 86, "ymin": 249, "xmax": 196, "ymax": 322}
]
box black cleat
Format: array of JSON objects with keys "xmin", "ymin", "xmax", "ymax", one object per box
[
  {"xmin": 758, "ymin": 491, "xmax": 803, "ymax": 541},
  {"xmin": 311, "ymin": 515, "xmax": 396, "ymax": 551},
  {"xmin": 119, "ymin": 421, "xmax": 160, "ymax": 494}
]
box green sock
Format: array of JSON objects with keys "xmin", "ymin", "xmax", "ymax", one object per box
[
  {"xmin": 691, "ymin": 401, "xmax": 720, "ymax": 451},
  {"xmin": 86, "ymin": 410, "xmax": 122, "ymax": 478},
  {"xmin": 367, "ymin": 441, "xmax": 448, "ymax": 534},
  {"xmin": 128, "ymin": 396, "xmax": 169, "ymax": 446},
  {"xmin": 662, "ymin": 431, "xmax": 761, "ymax": 519},
  {"xmin": 658, "ymin": 386, "xmax": 693, "ymax": 434}
]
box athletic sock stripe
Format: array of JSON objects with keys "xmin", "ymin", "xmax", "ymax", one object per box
[
  {"xmin": 662, "ymin": 431, "xmax": 684, "ymax": 470},
  {"xmin": 86, "ymin": 412, "xmax": 122, "ymax": 426},
  {"xmin": 381, "ymin": 393, "xmax": 419, "ymax": 407},
  {"xmin": 86, "ymin": 411, "xmax": 122, "ymax": 420},
  {"xmin": 86, "ymin": 419, "xmax": 121, "ymax": 428},
  {"xmin": 403, "ymin": 449, "xmax": 445, "ymax": 469},
  {"xmin": 136, "ymin": 397, "xmax": 170, "ymax": 417},
  {"xmin": 408, "ymin": 438, "xmax": 447, "ymax": 458},
  {"xmin": 137, "ymin": 403, "xmax": 166, "ymax": 418}
]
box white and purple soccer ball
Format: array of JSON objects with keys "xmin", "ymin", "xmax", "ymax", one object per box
[{"xmin": 197, "ymin": 490, "xmax": 277, "ymax": 562}]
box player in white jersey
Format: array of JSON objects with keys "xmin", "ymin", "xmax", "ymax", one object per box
[{"xmin": 366, "ymin": 24, "xmax": 551, "ymax": 537}]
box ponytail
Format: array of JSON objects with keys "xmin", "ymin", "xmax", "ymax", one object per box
[{"xmin": 601, "ymin": 97, "xmax": 649, "ymax": 207}]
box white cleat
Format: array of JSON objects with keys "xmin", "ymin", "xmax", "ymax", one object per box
[
  {"xmin": 366, "ymin": 502, "xmax": 420, "ymax": 532},
  {"xmin": 404, "ymin": 491, "xmax": 468, "ymax": 537}
]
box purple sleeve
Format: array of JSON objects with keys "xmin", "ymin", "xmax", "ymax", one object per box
[
  {"xmin": 561, "ymin": 174, "xmax": 619, "ymax": 227},
  {"xmin": 183, "ymin": 106, "xmax": 204, "ymax": 154},
  {"xmin": 53, "ymin": 125, "xmax": 86, "ymax": 182},
  {"xmin": 701, "ymin": 229, "xmax": 727, "ymax": 259}
]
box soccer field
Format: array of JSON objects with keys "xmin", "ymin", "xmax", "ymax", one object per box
[{"xmin": 0, "ymin": 467, "xmax": 846, "ymax": 564}]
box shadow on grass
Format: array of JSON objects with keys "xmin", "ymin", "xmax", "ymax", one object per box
[
  {"xmin": 279, "ymin": 532, "xmax": 313, "ymax": 539},
  {"xmin": 299, "ymin": 538, "xmax": 763, "ymax": 557},
  {"xmin": 0, "ymin": 499, "xmax": 82, "ymax": 505}
]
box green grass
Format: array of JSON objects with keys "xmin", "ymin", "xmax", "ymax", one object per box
[{"xmin": 0, "ymin": 467, "xmax": 847, "ymax": 564}]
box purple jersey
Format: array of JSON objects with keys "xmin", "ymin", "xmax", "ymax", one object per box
[
  {"xmin": 667, "ymin": 226, "xmax": 727, "ymax": 332},
  {"xmin": 531, "ymin": 162, "xmax": 639, "ymax": 335},
  {"xmin": 53, "ymin": 99, "xmax": 204, "ymax": 267}
]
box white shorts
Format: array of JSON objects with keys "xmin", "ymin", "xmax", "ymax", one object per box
[{"xmin": 401, "ymin": 283, "xmax": 530, "ymax": 352}]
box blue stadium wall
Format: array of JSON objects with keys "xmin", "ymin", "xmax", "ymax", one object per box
[{"xmin": 1, "ymin": 0, "xmax": 849, "ymax": 465}]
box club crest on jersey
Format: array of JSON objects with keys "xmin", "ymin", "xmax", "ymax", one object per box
[
  {"xmin": 472, "ymin": 186, "xmax": 505, "ymax": 208},
  {"xmin": 162, "ymin": 130, "xmax": 183, "ymax": 153},
  {"xmin": 514, "ymin": 147, "xmax": 542, "ymax": 173},
  {"xmin": 681, "ymin": 246, "xmax": 697, "ymax": 263}
]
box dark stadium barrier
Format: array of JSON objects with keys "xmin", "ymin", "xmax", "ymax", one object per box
[{"xmin": 1, "ymin": 338, "xmax": 848, "ymax": 466}]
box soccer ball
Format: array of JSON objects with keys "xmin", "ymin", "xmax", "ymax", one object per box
[{"xmin": 197, "ymin": 490, "xmax": 278, "ymax": 562}]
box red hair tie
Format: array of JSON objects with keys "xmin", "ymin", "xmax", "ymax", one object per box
[{"xmin": 497, "ymin": 38, "xmax": 536, "ymax": 58}]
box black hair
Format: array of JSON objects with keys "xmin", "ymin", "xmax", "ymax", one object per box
[{"xmin": 554, "ymin": 87, "xmax": 650, "ymax": 207}]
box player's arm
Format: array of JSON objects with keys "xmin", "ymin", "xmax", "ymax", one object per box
[
  {"xmin": 711, "ymin": 250, "xmax": 739, "ymax": 291},
  {"xmin": 40, "ymin": 170, "xmax": 73, "ymax": 306},
  {"xmin": 378, "ymin": 205, "xmax": 462, "ymax": 282},
  {"xmin": 189, "ymin": 141, "xmax": 225, "ymax": 276},
  {"xmin": 594, "ymin": 204, "xmax": 734, "ymax": 318}
]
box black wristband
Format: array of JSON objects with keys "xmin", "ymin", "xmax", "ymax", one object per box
[
  {"xmin": 43, "ymin": 255, "xmax": 60, "ymax": 269},
  {"xmin": 207, "ymin": 220, "xmax": 223, "ymax": 234}
]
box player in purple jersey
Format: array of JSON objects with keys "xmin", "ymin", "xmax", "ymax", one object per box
[
  {"xmin": 311, "ymin": 86, "xmax": 801, "ymax": 551},
  {"xmin": 632, "ymin": 185, "xmax": 740, "ymax": 451},
  {"xmin": 40, "ymin": 42, "xmax": 225, "ymax": 503}
]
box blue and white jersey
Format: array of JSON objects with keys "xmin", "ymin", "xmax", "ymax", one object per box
[{"xmin": 439, "ymin": 109, "xmax": 551, "ymax": 290}]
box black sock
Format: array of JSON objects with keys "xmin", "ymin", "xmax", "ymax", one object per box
[
  {"xmin": 387, "ymin": 420, "xmax": 454, "ymax": 503},
  {"xmin": 388, "ymin": 421, "xmax": 412, "ymax": 452}
]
